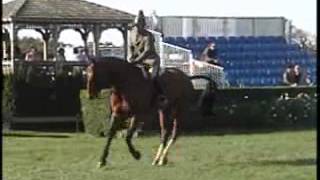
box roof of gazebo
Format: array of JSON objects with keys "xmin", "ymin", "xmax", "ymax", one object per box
[{"xmin": 2, "ymin": 0, "xmax": 135, "ymax": 24}]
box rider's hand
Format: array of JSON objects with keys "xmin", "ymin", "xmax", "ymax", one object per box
[
  {"xmin": 131, "ymin": 60, "xmax": 138, "ymax": 65},
  {"xmin": 128, "ymin": 57, "xmax": 135, "ymax": 63}
]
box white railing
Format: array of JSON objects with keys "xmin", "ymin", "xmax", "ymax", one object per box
[
  {"xmin": 160, "ymin": 42, "xmax": 192, "ymax": 74},
  {"xmin": 189, "ymin": 59, "xmax": 226, "ymax": 89},
  {"xmin": 149, "ymin": 29, "xmax": 226, "ymax": 89},
  {"xmin": 99, "ymin": 47, "xmax": 124, "ymax": 59}
]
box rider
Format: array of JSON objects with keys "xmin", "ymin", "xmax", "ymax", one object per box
[{"xmin": 128, "ymin": 10, "xmax": 167, "ymax": 106}]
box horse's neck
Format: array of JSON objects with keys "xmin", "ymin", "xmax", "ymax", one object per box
[{"xmin": 103, "ymin": 61, "xmax": 148, "ymax": 90}]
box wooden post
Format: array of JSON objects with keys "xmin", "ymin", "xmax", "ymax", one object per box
[
  {"xmin": 74, "ymin": 27, "xmax": 90, "ymax": 56},
  {"xmin": 92, "ymin": 25, "xmax": 101, "ymax": 57},
  {"xmin": 50, "ymin": 26, "xmax": 61, "ymax": 59},
  {"xmin": 119, "ymin": 26, "xmax": 129, "ymax": 60},
  {"xmin": 35, "ymin": 28, "xmax": 51, "ymax": 61},
  {"xmin": 8, "ymin": 23, "xmax": 17, "ymax": 73}
]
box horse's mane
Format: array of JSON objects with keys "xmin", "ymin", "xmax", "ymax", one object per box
[
  {"xmin": 91, "ymin": 56, "xmax": 148, "ymax": 89},
  {"xmin": 93, "ymin": 56, "xmax": 142, "ymax": 75}
]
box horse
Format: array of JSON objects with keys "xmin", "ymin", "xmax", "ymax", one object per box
[{"xmin": 86, "ymin": 57, "xmax": 216, "ymax": 167}]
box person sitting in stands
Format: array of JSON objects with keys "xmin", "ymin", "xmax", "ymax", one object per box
[
  {"xmin": 283, "ymin": 64, "xmax": 297, "ymax": 86},
  {"xmin": 200, "ymin": 42, "xmax": 221, "ymax": 66},
  {"xmin": 292, "ymin": 64, "xmax": 311, "ymax": 86},
  {"xmin": 283, "ymin": 64, "xmax": 310, "ymax": 86}
]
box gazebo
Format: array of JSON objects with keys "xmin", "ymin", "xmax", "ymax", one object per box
[{"xmin": 2, "ymin": 0, "xmax": 135, "ymax": 64}]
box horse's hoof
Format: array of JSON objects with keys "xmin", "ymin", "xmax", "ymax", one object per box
[
  {"xmin": 152, "ymin": 159, "xmax": 159, "ymax": 166},
  {"xmin": 158, "ymin": 157, "xmax": 168, "ymax": 166},
  {"xmin": 97, "ymin": 161, "xmax": 106, "ymax": 168},
  {"xmin": 133, "ymin": 151, "xmax": 141, "ymax": 160}
]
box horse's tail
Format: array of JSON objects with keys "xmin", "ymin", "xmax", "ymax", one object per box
[{"xmin": 188, "ymin": 75, "xmax": 218, "ymax": 110}]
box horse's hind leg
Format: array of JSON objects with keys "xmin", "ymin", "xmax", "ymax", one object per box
[
  {"xmin": 158, "ymin": 110, "xmax": 179, "ymax": 166},
  {"xmin": 126, "ymin": 116, "xmax": 141, "ymax": 160},
  {"xmin": 152, "ymin": 109, "xmax": 170, "ymax": 165},
  {"xmin": 97, "ymin": 113, "xmax": 118, "ymax": 168}
]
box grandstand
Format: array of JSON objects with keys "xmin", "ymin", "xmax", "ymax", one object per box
[
  {"xmin": 163, "ymin": 35, "xmax": 317, "ymax": 87},
  {"xmin": 148, "ymin": 16, "xmax": 317, "ymax": 87}
]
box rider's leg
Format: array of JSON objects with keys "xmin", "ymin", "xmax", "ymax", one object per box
[{"xmin": 150, "ymin": 57, "xmax": 168, "ymax": 107}]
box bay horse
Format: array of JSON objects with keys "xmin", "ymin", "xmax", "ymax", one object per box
[{"xmin": 86, "ymin": 57, "xmax": 215, "ymax": 167}]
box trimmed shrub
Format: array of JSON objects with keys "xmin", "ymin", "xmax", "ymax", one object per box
[
  {"xmin": 13, "ymin": 62, "xmax": 83, "ymax": 116},
  {"xmin": 80, "ymin": 89, "xmax": 112, "ymax": 136},
  {"xmin": 211, "ymin": 90, "xmax": 317, "ymax": 128},
  {"xmin": 2, "ymin": 74, "xmax": 15, "ymax": 120}
]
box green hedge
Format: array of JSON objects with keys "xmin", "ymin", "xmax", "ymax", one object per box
[
  {"xmin": 80, "ymin": 89, "xmax": 112, "ymax": 136},
  {"xmin": 2, "ymin": 74, "xmax": 15, "ymax": 120},
  {"xmin": 79, "ymin": 87, "xmax": 317, "ymax": 135},
  {"xmin": 12, "ymin": 63, "xmax": 83, "ymax": 116},
  {"xmin": 211, "ymin": 87, "xmax": 317, "ymax": 128}
]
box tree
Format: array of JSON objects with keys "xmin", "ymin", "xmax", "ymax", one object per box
[
  {"xmin": 291, "ymin": 26, "xmax": 317, "ymax": 54},
  {"xmin": 17, "ymin": 37, "xmax": 63, "ymax": 60}
]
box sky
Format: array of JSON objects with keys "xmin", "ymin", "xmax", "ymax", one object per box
[{"xmin": 3, "ymin": 0, "xmax": 317, "ymax": 46}]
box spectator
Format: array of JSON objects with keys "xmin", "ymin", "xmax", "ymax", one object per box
[
  {"xmin": 200, "ymin": 42, "xmax": 221, "ymax": 66},
  {"xmin": 150, "ymin": 10, "xmax": 160, "ymax": 31},
  {"xmin": 283, "ymin": 64, "xmax": 310, "ymax": 86},
  {"xmin": 77, "ymin": 49, "xmax": 89, "ymax": 62},
  {"xmin": 283, "ymin": 64, "xmax": 296, "ymax": 86},
  {"xmin": 55, "ymin": 47, "xmax": 66, "ymax": 61},
  {"xmin": 293, "ymin": 64, "xmax": 311, "ymax": 85},
  {"xmin": 69, "ymin": 47, "xmax": 80, "ymax": 61},
  {"xmin": 25, "ymin": 46, "xmax": 37, "ymax": 61}
]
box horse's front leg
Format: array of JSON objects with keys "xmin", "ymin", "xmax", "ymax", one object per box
[
  {"xmin": 97, "ymin": 113, "xmax": 118, "ymax": 168},
  {"xmin": 126, "ymin": 116, "xmax": 141, "ymax": 160}
]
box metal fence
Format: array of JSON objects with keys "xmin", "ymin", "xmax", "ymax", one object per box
[
  {"xmin": 148, "ymin": 29, "xmax": 226, "ymax": 89},
  {"xmin": 190, "ymin": 60, "xmax": 226, "ymax": 89}
]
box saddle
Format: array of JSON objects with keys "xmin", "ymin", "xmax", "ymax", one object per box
[
  {"xmin": 134, "ymin": 64, "xmax": 168, "ymax": 108},
  {"xmin": 135, "ymin": 63, "xmax": 165, "ymax": 80}
]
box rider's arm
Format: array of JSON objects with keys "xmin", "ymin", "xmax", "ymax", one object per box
[
  {"xmin": 128, "ymin": 45, "xmax": 135, "ymax": 62},
  {"xmin": 127, "ymin": 33, "xmax": 136, "ymax": 63},
  {"xmin": 134, "ymin": 33, "xmax": 153, "ymax": 63}
]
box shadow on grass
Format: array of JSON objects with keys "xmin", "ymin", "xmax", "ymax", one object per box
[
  {"xmin": 255, "ymin": 158, "xmax": 316, "ymax": 166},
  {"xmin": 178, "ymin": 126, "xmax": 316, "ymax": 137},
  {"xmin": 226, "ymin": 158, "xmax": 317, "ymax": 167},
  {"xmin": 3, "ymin": 132, "xmax": 70, "ymax": 138}
]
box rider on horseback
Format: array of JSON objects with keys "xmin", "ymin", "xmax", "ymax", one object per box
[{"xmin": 128, "ymin": 10, "xmax": 167, "ymax": 107}]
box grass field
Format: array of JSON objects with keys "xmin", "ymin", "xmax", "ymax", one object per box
[{"xmin": 3, "ymin": 129, "xmax": 316, "ymax": 180}]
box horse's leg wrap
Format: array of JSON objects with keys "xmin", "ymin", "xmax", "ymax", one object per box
[
  {"xmin": 126, "ymin": 117, "xmax": 141, "ymax": 160},
  {"xmin": 158, "ymin": 139, "xmax": 174, "ymax": 165},
  {"xmin": 152, "ymin": 143, "xmax": 164, "ymax": 165},
  {"xmin": 152, "ymin": 110, "xmax": 169, "ymax": 165},
  {"xmin": 98, "ymin": 114, "xmax": 118, "ymax": 168},
  {"xmin": 158, "ymin": 116, "xmax": 178, "ymax": 166}
]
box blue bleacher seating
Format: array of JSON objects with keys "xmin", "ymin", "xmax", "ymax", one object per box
[{"xmin": 163, "ymin": 35, "xmax": 317, "ymax": 87}]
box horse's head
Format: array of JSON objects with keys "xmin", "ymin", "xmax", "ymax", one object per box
[{"xmin": 86, "ymin": 58, "xmax": 123, "ymax": 99}]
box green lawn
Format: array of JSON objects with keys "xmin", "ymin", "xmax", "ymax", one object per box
[{"xmin": 3, "ymin": 129, "xmax": 316, "ymax": 180}]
